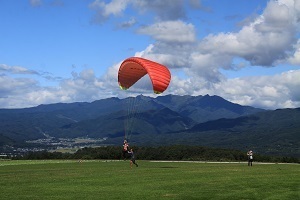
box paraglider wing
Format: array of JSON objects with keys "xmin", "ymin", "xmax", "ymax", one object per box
[{"xmin": 118, "ymin": 57, "xmax": 171, "ymax": 94}]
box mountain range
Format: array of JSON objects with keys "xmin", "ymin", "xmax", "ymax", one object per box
[{"xmin": 0, "ymin": 94, "xmax": 299, "ymax": 157}]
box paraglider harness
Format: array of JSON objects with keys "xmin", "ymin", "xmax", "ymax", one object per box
[{"xmin": 122, "ymin": 139, "xmax": 129, "ymax": 160}]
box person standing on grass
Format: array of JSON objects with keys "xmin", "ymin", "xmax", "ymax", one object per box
[
  {"xmin": 128, "ymin": 148, "xmax": 138, "ymax": 168},
  {"xmin": 247, "ymin": 150, "xmax": 253, "ymax": 166},
  {"xmin": 122, "ymin": 140, "xmax": 129, "ymax": 160}
]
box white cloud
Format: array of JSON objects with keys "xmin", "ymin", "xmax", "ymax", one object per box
[
  {"xmin": 1, "ymin": 0, "xmax": 299, "ymax": 110},
  {"xmin": 98, "ymin": 0, "xmax": 128, "ymax": 16},
  {"xmin": 132, "ymin": 0, "xmax": 187, "ymax": 20},
  {"xmin": 167, "ymin": 70, "xmax": 300, "ymax": 109},
  {"xmin": 133, "ymin": 43, "xmax": 194, "ymax": 70},
  {"xmin": 0, "ymin": 64, "xmax": 39, "ymax": 75},
  {"xmin": 89, "ymin": 0, "xmax": 210, "ymax": 24},
  {"xmin": 29, "ymin": 0, "xmax": 42, "ymax": 7},
  {"xmin": 132, "ymin": 0, "xmax": 299, "ymax": 84},
  {"xmin": 131, "ymin": 0, "xmax": 211, "ymax": 20},
  {"xmin": 288, "ymin": 39, "xmax": 300, "ymax": 65},
  {"xmin": 89, "ymin": 0, "xmax": 130, "ymax": 24},
  {"xmin": 0, "ymin": 67, "xmax": 117, "ymax": 108},
  {"xmin": 117, "ymin": 18, "xmax": 137, "ymax": 29},
  {"xmin": 212, "ymin": 70, "xmax": 300, "ymax": 109},
  {"xmin": 198, "ymin": 0, "xmax": 299, "ymax": 67},
  {"xmin": 0, "ymin": 75, "xmax": 39, "ymax": 108},
  {"xmin": 0, "ymin": 64, "xmax": 299, "ymax": 110},
  {"xmin": 137, "ymin": 20, "xmax": 196, "ymax": 43},
  {"xmin": 98, "ymin": 0, "xmax": 298, "ymax": 110}
]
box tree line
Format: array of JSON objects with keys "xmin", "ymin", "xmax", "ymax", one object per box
[{"xmin": 10, "ymin": 145, "xmax": 299, "ymax": 163}]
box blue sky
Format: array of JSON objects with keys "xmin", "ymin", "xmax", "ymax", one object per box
[{"xmin": 0, "ymin": 0, "xmax": 299, "ymax": 109}]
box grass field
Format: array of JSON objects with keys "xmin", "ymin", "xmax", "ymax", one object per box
[{"xmin": 0, "ymin": 160, "xmax": 299, "ymax": 200}]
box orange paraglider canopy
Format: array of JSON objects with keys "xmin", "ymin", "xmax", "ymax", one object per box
[{"xmin": 118, "ymin": 57, "xmax": 171, "ymax": 94}]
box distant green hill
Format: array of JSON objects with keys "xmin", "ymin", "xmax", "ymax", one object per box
[
  {"xmin": 1, "ymin": 95, "xmax": 299, "ymax": 157},
  {"xmin": 129, "ymin": 108, "xmax": 300, "ymax": 157}
]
